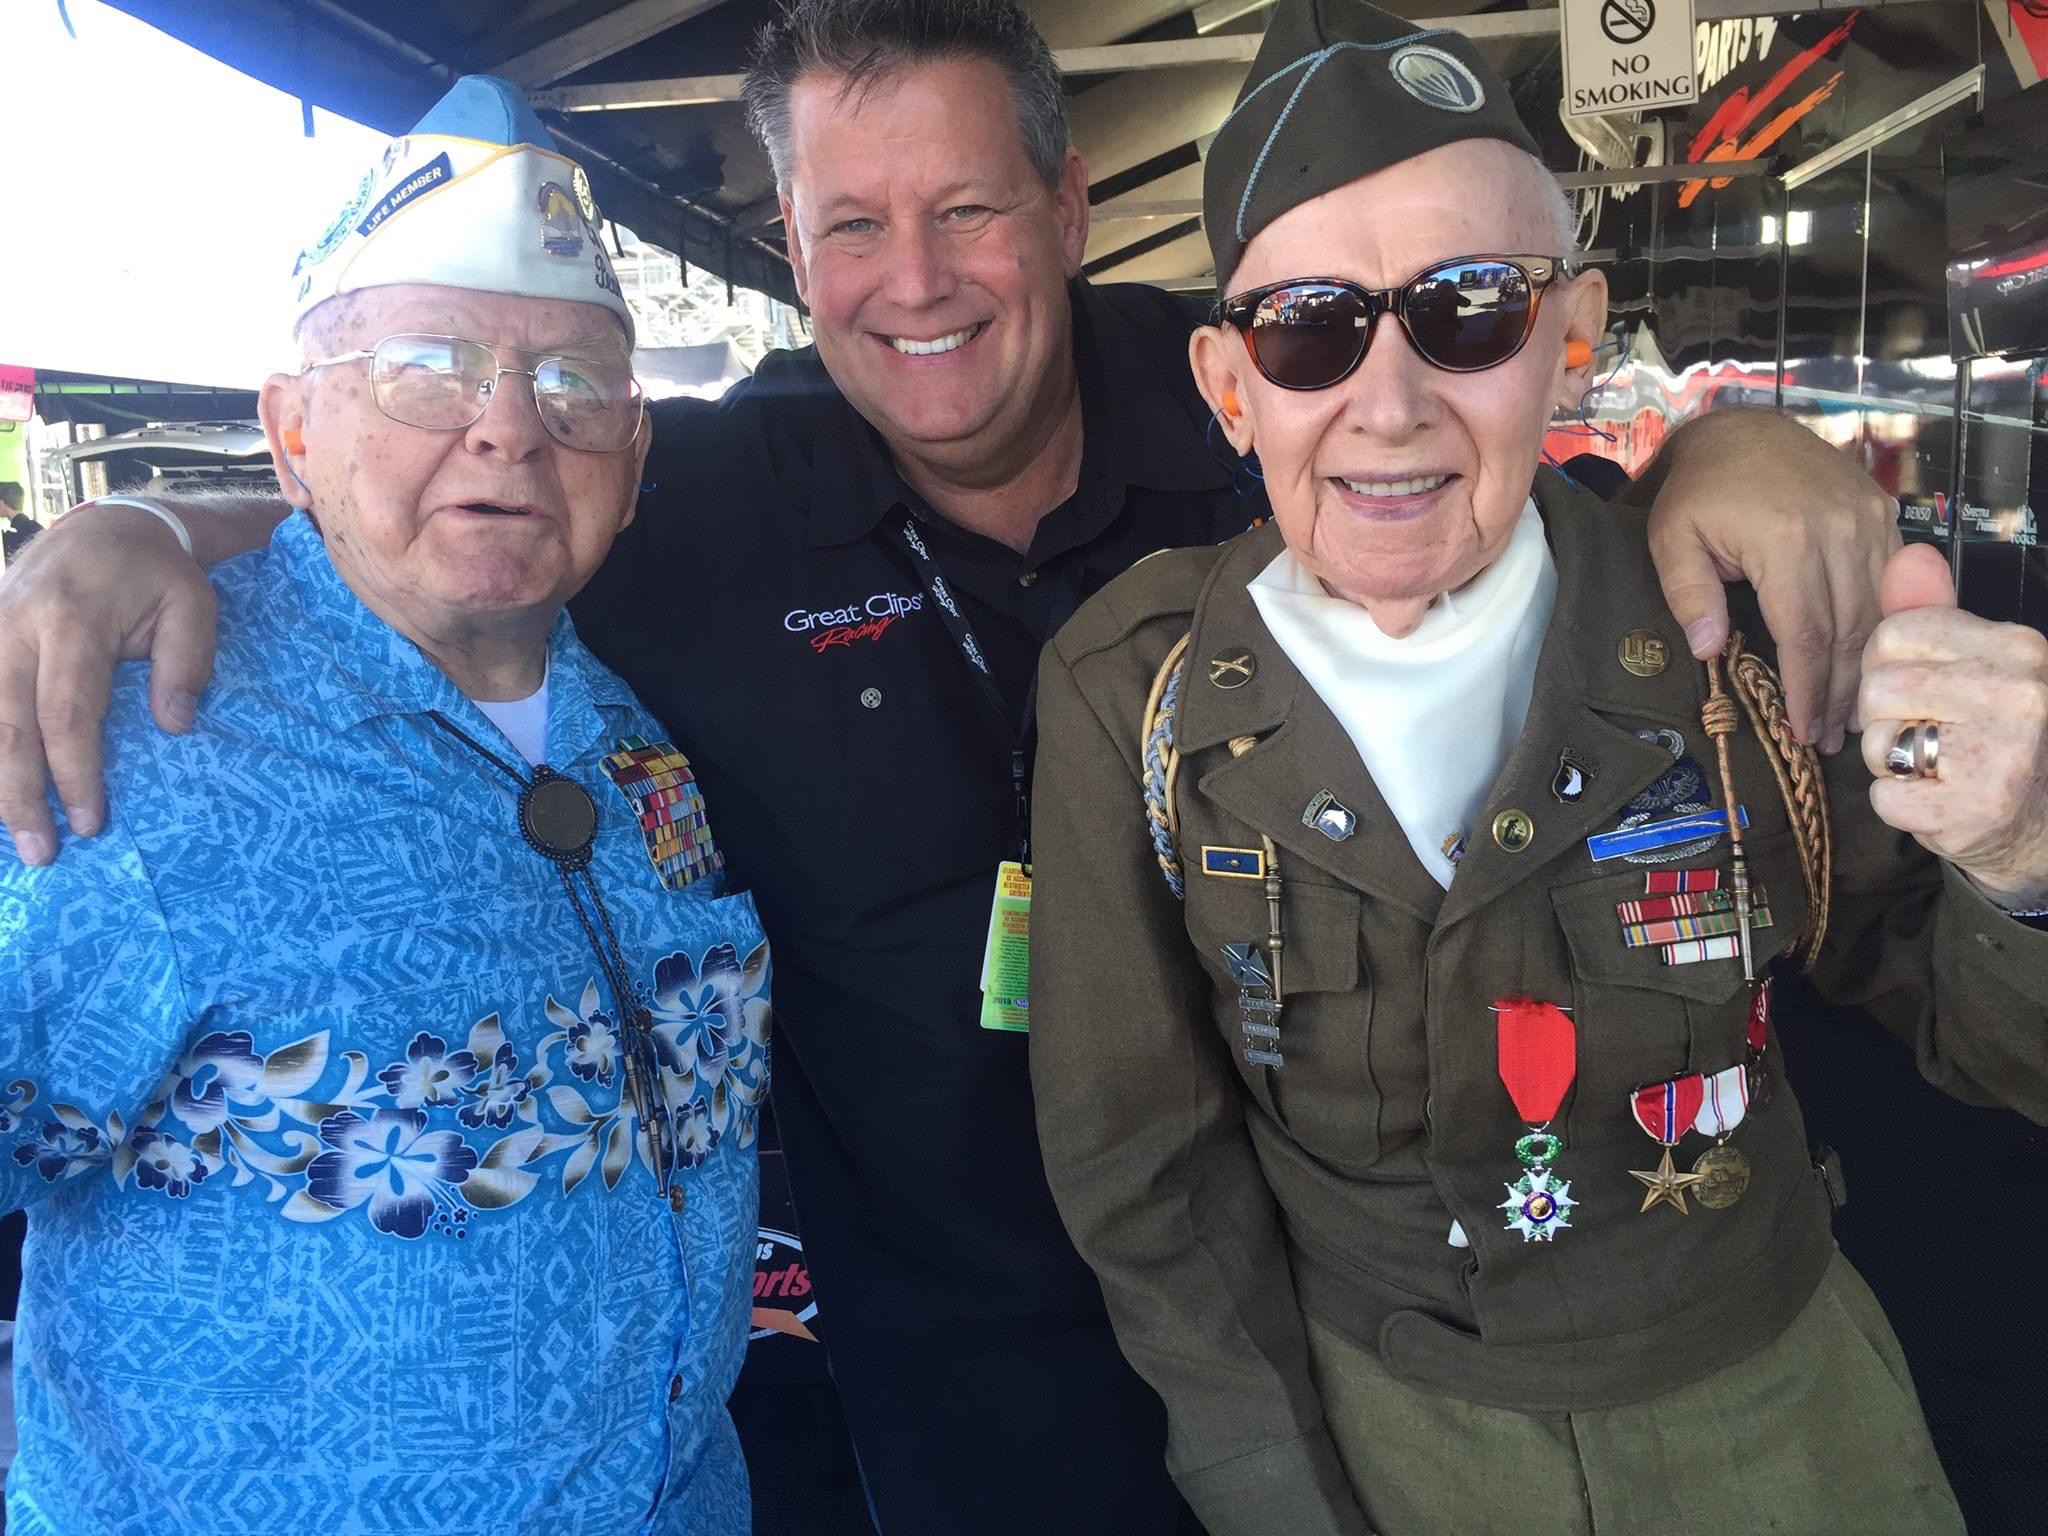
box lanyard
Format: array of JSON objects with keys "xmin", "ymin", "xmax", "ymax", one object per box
[{"xmin": 888, "ymin": 512, "xmax": 1073, "ymax": 863}]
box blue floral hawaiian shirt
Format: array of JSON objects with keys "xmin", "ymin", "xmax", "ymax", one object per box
[{"xmin": 0, "ymin": 514, "xmax": 768, "ymax": 1535}]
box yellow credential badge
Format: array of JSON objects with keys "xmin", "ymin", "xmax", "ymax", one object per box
[{"xmin": 978, "ymin": 860, "xmax": 1033, "ymax": 1032}]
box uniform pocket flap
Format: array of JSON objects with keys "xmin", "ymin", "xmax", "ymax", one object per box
[{"xmin": 1552, "ymin": 842, "xmax": 1795, "ymax": 1005}]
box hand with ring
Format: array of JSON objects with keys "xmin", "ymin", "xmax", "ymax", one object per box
[
  {"xmin": 1858, "ymin": 544, "xmax": 2048, "ymax": 910},
  {"xmin": 1883, "ymin": 721, "xmax": 1939, "ymax": 782}
]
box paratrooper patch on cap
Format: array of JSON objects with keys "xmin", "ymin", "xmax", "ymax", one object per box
[{"xmin": 1389, "ymin": 45, "xmax": 1486, "ymax": 113}]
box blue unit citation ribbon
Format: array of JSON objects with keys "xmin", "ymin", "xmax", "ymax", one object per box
[{"xmin": 600, "ymin": 735, "xmax": 725, "ymax": 892}]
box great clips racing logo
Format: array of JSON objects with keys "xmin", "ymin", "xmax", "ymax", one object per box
[
  {"xmin": 751, "ymin": 1227, "xmax": 820, "ymax": 1342},
  {"xmin": 784, "ymin": 590, "xmax": 923, "ymax": 654}
]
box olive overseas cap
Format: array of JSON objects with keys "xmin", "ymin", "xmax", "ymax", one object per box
[{"xmin": 1204, "ymin": 0, "xmax": 1542, "ymax": 290}]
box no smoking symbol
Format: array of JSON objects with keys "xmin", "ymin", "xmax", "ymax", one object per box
[{"xmin": 1600, "ymin": 0, "xmax": 1655, "ymax": 45}]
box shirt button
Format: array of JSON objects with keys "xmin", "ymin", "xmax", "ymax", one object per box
[
  {"xmin": 1018, "ymin": 570, "xmax": 1039, "ymax": 587},
  {"xmin": 668, "ymin": 1186, "xmax": 687, "ymax": 1214},
  {"xmin": 860, "ymin": 687, "xmax": 883, "ymax": 709},
  {"xmin": 668, "ymin": 1373, "xmax": 683, "ymax": 1403}
]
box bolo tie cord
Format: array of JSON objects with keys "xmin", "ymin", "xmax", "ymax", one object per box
[{"xmin": 425, "ymin": 711, "xmax": 675, "ymax": 1191}]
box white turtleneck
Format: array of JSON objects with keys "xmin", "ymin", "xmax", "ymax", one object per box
[{"xmin": 1247, "ymin": 498, "xmax": 1557, "ymax": 888}]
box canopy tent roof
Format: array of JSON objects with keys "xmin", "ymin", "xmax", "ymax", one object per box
[
  {"xmin": 104, "ymin": 0, "xmax": 1586, "ymax": 304},
  {"xmin": 101, "ymin": 0, "xmax": 2033, "ymax": 307}
]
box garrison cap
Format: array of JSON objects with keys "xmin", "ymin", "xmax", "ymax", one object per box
[
  {"xmin": 290, "ymin": 75, "xmax": 633, "ymax": 342},
  {"xmin": 1204, "ymin": 0, "xmax": 1541, "ymax": 289}
]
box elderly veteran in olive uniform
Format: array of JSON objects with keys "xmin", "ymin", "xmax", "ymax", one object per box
[
  {"xmin": 1028, "ymin": 5, "xmax": 2048, "ymax": 1535},
  {"xmin": 0, "ymin": 78, "xmax": 765, "ymax": 1534}
]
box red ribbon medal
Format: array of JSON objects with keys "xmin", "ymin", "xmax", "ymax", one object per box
[
  {"xmin": 1631, "ymin": 1074, "xmax": 1706, "ymax": 1145},
  {"xmin": 1493, "ymin": 998, "xmax": 1578, "ymax": 1242},
  {"xmin": 1747, "ymin": 977, "xmax": 1771, "ymax": 1055},
  {"xmin": 1629, "ymin": 1073, "xmax": 1708, "ymax": 1214},
  {"xmin": 1744, "ymin": 977, "xmax": 1774, "ymax": 1109}
]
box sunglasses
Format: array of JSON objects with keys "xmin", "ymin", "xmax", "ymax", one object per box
[
  {"xmin": 302, "ymin": 334, "xmax": 645, "ymax": 453},
  {"xmin": 1215, "ymin": 255, "xmax": 1578, "ymax": 390}
]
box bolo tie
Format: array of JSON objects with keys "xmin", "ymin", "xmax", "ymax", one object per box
[{"xmin": 428, "ymin": 711, "xmax": 675, "ymax": 1195}]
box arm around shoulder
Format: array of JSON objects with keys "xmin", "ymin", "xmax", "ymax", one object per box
[
  {"xmin": 0, "ymin": 495, "xmax": 241, "ymax": 858},
  {"xmin": 0, "ymin": 809, "xmax": 196, "ymax": 1214}
]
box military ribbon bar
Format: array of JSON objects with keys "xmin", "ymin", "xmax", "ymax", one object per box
[
  {"xmin": 1615, "ymin": 887, "xmax": 1760, "ymax": 924},
  {"xmin": 600, "ymin": 735, "xmax": 725, "ymax": 892},
  {"xmin": 1661, "ymin": 935, "xmax": 1741, "ymax": 965},
  {"xmin": 1646, "ymin": 868, "xmax": 1722, "ymax": 894},
  {"xmin": 1623, "ymin": 904, "xmax": 1773, "ymax": 950}
]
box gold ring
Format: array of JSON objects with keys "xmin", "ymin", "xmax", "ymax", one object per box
[{"xmin": 1885, "ymin": 721, "xmax": 1940, "ymax": 781}]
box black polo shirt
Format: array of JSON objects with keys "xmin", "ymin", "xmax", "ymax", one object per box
[{"xmin": 571, "ymin": 280, "xmax": 1259, "ymax": 1335}]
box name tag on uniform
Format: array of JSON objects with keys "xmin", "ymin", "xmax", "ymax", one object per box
[
  {"xmin": 979, "ymin": 860, "xmax": 1032, "ymax": 1032},
  {"xmin": 1587, "ymin": 806, "xmax": 1748, "ymax": 863}
]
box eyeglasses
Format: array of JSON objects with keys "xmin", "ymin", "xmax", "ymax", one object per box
[
  {"xmin": 301, "ymin": 333, "xmax": 645, "ymax": 452},
  {"xmin": 1215, "ymin": 255, "xmax": 1579, "ymax": 390}
]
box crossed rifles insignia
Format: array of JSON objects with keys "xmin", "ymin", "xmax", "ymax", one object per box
[{"xmin": 1208, "ymin": 650, "xmax": 1256, "ymax": 689}]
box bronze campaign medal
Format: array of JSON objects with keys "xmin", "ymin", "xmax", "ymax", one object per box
[{"xmin": 1691, "ymin": 1143, "xmax": 1751, "ymax": 1209}]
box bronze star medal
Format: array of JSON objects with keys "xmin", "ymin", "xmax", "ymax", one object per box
[
  {"xmin": 1630, "ymin": 1146, "xmax": 1706, "ymax": 1214},
  {"xmin": 1629, "ymin": 1075, "xmax": 1707, "ymax": 1215}
]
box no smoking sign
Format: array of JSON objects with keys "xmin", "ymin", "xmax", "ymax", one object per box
[
  {"xmin": 1563, "ymin": 0, "xmax": 1696, "ymax": 117},
  {"xmin": 1600, "ymin": 0, "xmax": 1654, "ymax": 47}
]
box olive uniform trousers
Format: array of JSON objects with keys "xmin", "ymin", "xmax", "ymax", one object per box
[{"xmin": 1304, "ymin": 1252, "xmax": 1963, "ymax": 1536}]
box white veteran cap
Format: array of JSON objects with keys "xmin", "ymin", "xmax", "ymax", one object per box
[{"xmin": 289, "ymin": 75, "xmax": 633, "ymax": 342}]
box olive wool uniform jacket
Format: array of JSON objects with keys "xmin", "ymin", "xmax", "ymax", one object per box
[{"xmin": 1028, "ymin": 469, "xmax": 2048, "ymax": 1536}]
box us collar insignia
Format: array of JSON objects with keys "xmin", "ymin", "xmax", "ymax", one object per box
[
  {"xmin": 600, "ymin": 735, "xmax": 724, "ymax": 892},
  {"xmin": 1303, "ymin": 789, "xmax": 1357, "ymax": 842},
  {"xmin": 1208, "ymin": 650, "xmax": 1256, "ymax": 689}
]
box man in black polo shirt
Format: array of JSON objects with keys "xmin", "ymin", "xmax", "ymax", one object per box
[{"xmin": 0, "ymin": 3, "xmax": 1902, "ymax": 1531}]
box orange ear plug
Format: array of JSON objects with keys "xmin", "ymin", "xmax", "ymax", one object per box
[
  {"xmin": 1565, "ymin": 339, "xmax": 1594, "ymax": 370},
  {"xmin": 282, "ymin": 428, "xmax": 306, "ymax": 455},
  {"xmin": 1220, "ymin": 389, "xmax": 1241, "ymax": 419}
]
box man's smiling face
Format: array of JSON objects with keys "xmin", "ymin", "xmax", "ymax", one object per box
[{"xmin": 780, "ymin": 54, "xmax": 1088, "ymax": 469}]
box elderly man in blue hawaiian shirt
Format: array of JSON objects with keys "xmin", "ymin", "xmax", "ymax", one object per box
[{"xmin": 0, "ymin": 78, "xmax": 767, "ymax": 1534}]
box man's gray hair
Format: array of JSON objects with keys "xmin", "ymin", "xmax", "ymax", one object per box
[
  {"xmin": 1540, "ymin": 167, "xmax": 1582, "ymax": 256},
  {"xmin": 743, "ymin": 0, "xmax": 1071, "ymax": 192}
]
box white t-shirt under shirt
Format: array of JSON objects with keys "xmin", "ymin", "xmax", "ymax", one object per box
[
  {"xmin": 475, "ymin": 669, "xmax": 551, "ymax": 767},
  {"xmin": 1246, "ymin": 498, "xmax": 1557, "ymax": 889}
]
